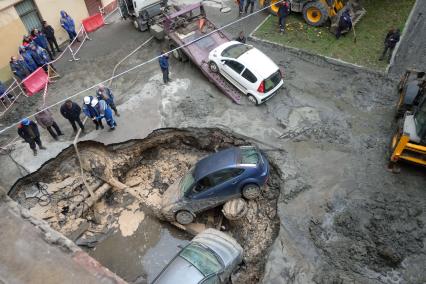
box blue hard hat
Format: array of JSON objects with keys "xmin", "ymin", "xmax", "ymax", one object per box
[{"xmin": 21, "ymin": 118, "xmax": 30, "ymax": 126}]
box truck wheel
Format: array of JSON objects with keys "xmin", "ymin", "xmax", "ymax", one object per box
[
  {"xmin": 247, "ymin": 94, "xmax": 258, "ymax": 106},
  {"xmin": 209, "ymin": 61, "xmax": 219, "ymax": 73},
  {"xmin": 242, "ymin": 184, "xmax": 261, "ymax": 200},
  {"xmin": 134, "ymin": 16, "xmax": 148, "ymax": 32},
  {"xmin": 169, "ymin": 43, "xmax": 188, "ymax": 62},
  {"xmin": 303, "ymin": 2, "xmax": 328, "ymax": 27},
  {"xmin": 176, "ymin": 210, "xmax": 194, "ymax": 225}
]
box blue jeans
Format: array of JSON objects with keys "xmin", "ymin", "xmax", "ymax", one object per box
[
  {"xmin": 161, "ymin": 68, "xmax": 169, "ymax": 83},
  {"xmin": 239, "ymin": 0, "xmax": 245, "ymax": 13},
  {"xmin": 67, "ymin": 30, "xmax": 77, "ymax": 42},
  {"xmin": 279, "ymin": 16, "xmax": 286, "ymax": 31}
]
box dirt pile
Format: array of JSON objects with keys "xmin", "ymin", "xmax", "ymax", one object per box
[{"xmin": 309, "ymin": 191, "xmax": 426, "ymax": 283}]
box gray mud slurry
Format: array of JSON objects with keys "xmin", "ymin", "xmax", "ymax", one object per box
[{"xmin": 9, "ymin": 128, "xmax": 282, "ymax": 283}]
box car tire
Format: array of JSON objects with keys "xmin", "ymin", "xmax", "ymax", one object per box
[
  {"xmin": 176, "ymin": 210, "xmax": 194, "ymax": 225},
  {"xmin": 169, "ymin": 43, "xmax": 188, "ymax": 62},
  {"xmin": 209, "ymin": 61, "xmax": 219, "ymax": 73},
  {"xmin": 242, "ymin": 184, "xmax": 261, "ymax": 200},
  {"xmin": 247, "ymin": 94, "xmax": 258, "ymax": 106}
]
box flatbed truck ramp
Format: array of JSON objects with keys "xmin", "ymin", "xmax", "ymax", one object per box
[{"xmin": 153, "ymin": 3, "xmax": 242, "ymax": 104}]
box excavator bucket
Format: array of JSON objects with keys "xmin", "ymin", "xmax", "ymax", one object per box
[{"xmin": 329, "ymin": 0, "xmax": 366, "ymax": 35}]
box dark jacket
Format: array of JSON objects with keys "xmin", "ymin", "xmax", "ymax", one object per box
[
  {"xmin": 385, "ymin": 31, "xmax": 400, "ymax": 48},
  {"xmin": 30, "ymin": 46, "xmax": 49, "ymax": 66},
  {"xmin": 42, "ymin": 25, "xmax": 56, "ymax": 40},
  {"xmin": 60, "ymin": 102, "xmax": 81, "ymax": 120},
  {"xmin": 19, "ymin": 47, "xmax": 37, "ymax": 72},
  {"xmin": 277, "ymin": 2, "xmax": 290, "ymax": 18},
  {"xmin": 339, "ymin": 10, "xmax": 352, "ymax": 29},
  {"xmin": 235, "ymin": 35, "xmax": 246, "ymax": 43},
  {"xmin": 18, "ymin": 121, "xmax": 40, "ymax": 142},
  {"xmin": 33, "ymin": 33, "xmax": 49, "ymax": 49},
  {"xmin": 96, "ymin": 88, "xmax": 115, "ymax": 105},
  {"xmin": 10, "ymin": 60, "xmax": 29, "ymax": 79},
  {"xmin": 159, "ymin": 55, "xmax": 169, "ymax": 69},
  {"xmin": 35, "ymin": 109, "xmax": 55, "ymax": 128}
]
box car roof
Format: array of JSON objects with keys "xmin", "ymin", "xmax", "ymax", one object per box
[
  {"xmin": 237, "ymin": 47, "xmax": 279, "ymax": 79},
  {"xmin": 153, "ymin": 256, "xmax": 204, "ymax": 284},
  {"xmin": 193, "ymin": 148, "xmax": 238, "ymax": 180}
]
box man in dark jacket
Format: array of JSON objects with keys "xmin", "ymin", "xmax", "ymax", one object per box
[
  {"xmin": 17, "ymin": 118, "xmax": 46, "ymax": 156},
  {"xmin": 96, "ymin": 84, "xmax": 119, "ymax": 116},
  {"xmin": 235, "ymin": 31, "xmax": 246, "ymax": 43},
  {"xmin": 379, "ymin": 28, "xmax": 400, "ymax": 63},
  {"xmin": 159, "ymin": 49, "xmax": 170, "ymax": 84},
  {"xmin": 42, "ymin": 21, "xmax": 61, "ymax": 55},
  {"xmin": 277, "ymin": 1, "xmax": 290, "ymax": 33},
  {"xmin": 60, "ymin": 99, "xmax": 84, "ymax": 132},
  {"xmin": 335, "ymin": 9, "xmax": 352, "ymax": 39},
  {"xmin": 35, "ymin": 108, "xmax": 63, "ymax": 140},
  {"xmin": 32, "ymin": 28, "xmax": 53, "ymax": 59},
  {"xmin": 9, "ymin": 56, "xmax": 30, "ymax": 81},
  {"xmin": 29, "ymin": 44, "xmax": 50, "ymax": 71}
]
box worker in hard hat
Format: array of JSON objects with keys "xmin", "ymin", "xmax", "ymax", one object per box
[
  {"xmin": 83, "ymin": 96, "xmax": 104, "ymax": 130},
  {"xmin": 17, "ymin": 118, "xmax": 46, "ymax": 156},
  {"xmin": 91, "ymin": 97, "xmax": 117, "ymax": 130}
]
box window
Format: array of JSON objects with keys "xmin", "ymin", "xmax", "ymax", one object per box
[
  {"xmin": 264, "ymin": 70, "xmax": 282, "ymax": 92},
  {"xmin": 240, "ymin": 146, "xmax": 259, "ymax": 165},
  {"xmin": 194, "ymin": 176, "xmax": 213, "ymax": 193},
  {"xmin": 15, "ymin": 0, "xmax": 42, "ymax": 33},
  {"xmin": 224, "ymin": 60, "xmax": 244, "ymax": 74},
  {"xmin": 221, "ymin": 43, "xmax": 253, "ymax": 58},
  {"xmin": 210, "ymin": 168, "xmax": 244, "ymax": 186},
  {"xmin": 414, "ymin": 101, "xmax": 426, "ymax": 139},
  {"xmin": 242, "ymin": 68, "xmax": 257, "ymax": 83},
  {"xmin": 180, "ymin": 244, "xmax": 222, "ymax": 276}
]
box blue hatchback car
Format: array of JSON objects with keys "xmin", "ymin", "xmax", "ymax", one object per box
[{"xmin": 161, "ymin": 146, "xmax": 269, "ymax": 225}]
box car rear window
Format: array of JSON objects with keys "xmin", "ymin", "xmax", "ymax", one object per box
[
  {"xmin": 264, "ymin": 70, "xmax": 281, "ymax": 92},
  {"xmin": 221, "ymin": 43, "xmax": 253, "ymax": 58},
  {"xmin": 180, "ymin": 244, "xmax": 222, "ymax": 276},
  {"xmin": 239, "ymin": 146, "xmax": 259, "ymax": 165}
]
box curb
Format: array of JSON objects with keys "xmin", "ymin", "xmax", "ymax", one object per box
[{"xmin": 248, "ymin": 15, "xmax": 387, "ymax": 78}]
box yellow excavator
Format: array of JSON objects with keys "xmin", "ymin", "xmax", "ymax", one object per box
[
  {"xmin": 258, "ymin": 0, "xmax": 365, "ymax": 29},
  {"xmin": 389, "ymin": 70, "xmax": 426, "ymax": 168}
]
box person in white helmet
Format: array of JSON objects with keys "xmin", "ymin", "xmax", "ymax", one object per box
[
  {"xmin": 91, "ymin": 97, "xmax": 117, "ymax": 130},
  {"xmin": 82, "ymin": 96, "xmax": 103, "ymax": 130}
]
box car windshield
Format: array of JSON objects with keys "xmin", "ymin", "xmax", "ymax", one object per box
[
  {"xmin": 179, "ymin": 167, "xmax": 195, "ymax": 195},
  {"xmin": 221, "ymin": 43, "xmax": 253, "ymax": 59},
  {"xmin": 239, "ymin": 146, "xmax": 259, "ymax": 165},
  {"xmin": 180, "ymin": 244, "xmax": 222, "ymax": 276},
  {"xmin": 264, "ymin": 70, "xmax": 281, "ymax": 92}
]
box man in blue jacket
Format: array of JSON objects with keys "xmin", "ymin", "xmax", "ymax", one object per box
[
  {"xmin": 9, "ymin": 56, "xmax": 30, "ymax": 81},
  {"xmin": 96, "ymin": 84, "xmax": 119, "ymax": 116},
  {"xmin": 83, "ymin": 96, "xmax": 104, "ymax": 130},
  {"xmin": 32, "ymin": 28, "xmax": 53, "ymax": 59},
  {"xmin": 91, "ymin": 98, "xmax": 117, "ymax": 130},
  {"xmin": 277, "ymin": 0, "xmax": 290, "ymax": 33},
  {"xmin": 60, "ymin": 11, "xmax": 79, "ymax": 43},
  {"xmin": 19, "ymin": 46, "xmax": 37, "ymax": 73},
  {"xmin": 159, "ymin": 49, "xmax": 170, "ymax": 84},
  {"xmin": 29, "ymin": 44, "xmax": 50, "ymax": 71}
]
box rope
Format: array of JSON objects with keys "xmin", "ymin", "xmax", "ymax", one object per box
[{"xmin": 0, "ymin": 0, "xmax": 283, "ymax": 135}]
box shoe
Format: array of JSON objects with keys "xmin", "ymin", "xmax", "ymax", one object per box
[
  {"xmin": 33, "ymin": 149, "xmax": 37, "ymax": 156},
  {"xmin": 40, "ymin": 146, "xmax": 47, "ymax": 150},
  {"xmin": 379, "ymin": 57, "xmax": 384, "ymax": 61}
]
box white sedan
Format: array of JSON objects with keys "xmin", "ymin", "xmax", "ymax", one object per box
[{"xmin": 208, "ymin": 41, "xmax": 283, "ymax": 105}]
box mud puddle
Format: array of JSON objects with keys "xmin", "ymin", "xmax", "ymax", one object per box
[{"xmin": 9, "ymin": 128, "xmax": 283, "ymax": 283}]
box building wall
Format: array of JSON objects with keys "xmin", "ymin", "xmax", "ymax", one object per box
[
  {"xmin": 0, "ymin": 0, "xmax": 90, "ymax": 82},
  {"xmin": 0, "ymin": 5, "xmax": 28, "ymax": 82}
]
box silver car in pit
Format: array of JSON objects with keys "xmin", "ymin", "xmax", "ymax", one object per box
[{"xmin": 152, "ymin": 229, "xmax": 243, "ymax": 284}]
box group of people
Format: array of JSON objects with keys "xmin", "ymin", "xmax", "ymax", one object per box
[
  {"xmin": 9, "ymin": 11, "xmax": 78, "ymax": 82},
  {"xmin": 18, "ymin": 84, "xmax": 118, "ymax": 156}
]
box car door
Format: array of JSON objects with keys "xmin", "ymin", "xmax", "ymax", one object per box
[
  {"xmin": 189, "ymin": 168, "xmax": 244, "ymax": 212},
  {"xmin": 220, "ymin": 60, "xmax": 246, "ymax": 92}
]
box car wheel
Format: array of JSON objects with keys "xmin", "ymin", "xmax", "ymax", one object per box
[
  {"xmin": 242, "ymin": 184, "xmax": 261, "ymax": 200},
  {"xmin": 176, "ymin": 210, "xmax": 194, "ymax": 225},
  {"xmin": 209, "ymin": 61, "xmax": 219, "ymax": 73},
  {"xmin": 247, "ymin": 94, "xmax": 258, "ymax": 106}
]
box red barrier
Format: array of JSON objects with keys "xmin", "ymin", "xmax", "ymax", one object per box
[
  {"xmin": 22, "ymin": 67, "xmax": 48, "ymax": 97},
  {"xmin": 82, "ymin": 13, "xmax": 105, "ymax": 33}
]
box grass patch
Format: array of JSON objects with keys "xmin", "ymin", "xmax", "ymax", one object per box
[{"xmin": 253, "ymin": 0, "xmax": 415, "ymax": 70}]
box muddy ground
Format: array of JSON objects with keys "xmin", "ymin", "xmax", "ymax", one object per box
[
  {"xmin": 1, "ymin": 0, "xmax": 426, "ymax": 283},
  {"xmin": 9, "ymin": 128, "xmax": 282, "ymax": 283}
]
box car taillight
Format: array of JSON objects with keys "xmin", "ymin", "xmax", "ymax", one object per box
[{"xmin": 257, "ymin": 81, "xmax": 265, "ymax": 93}]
